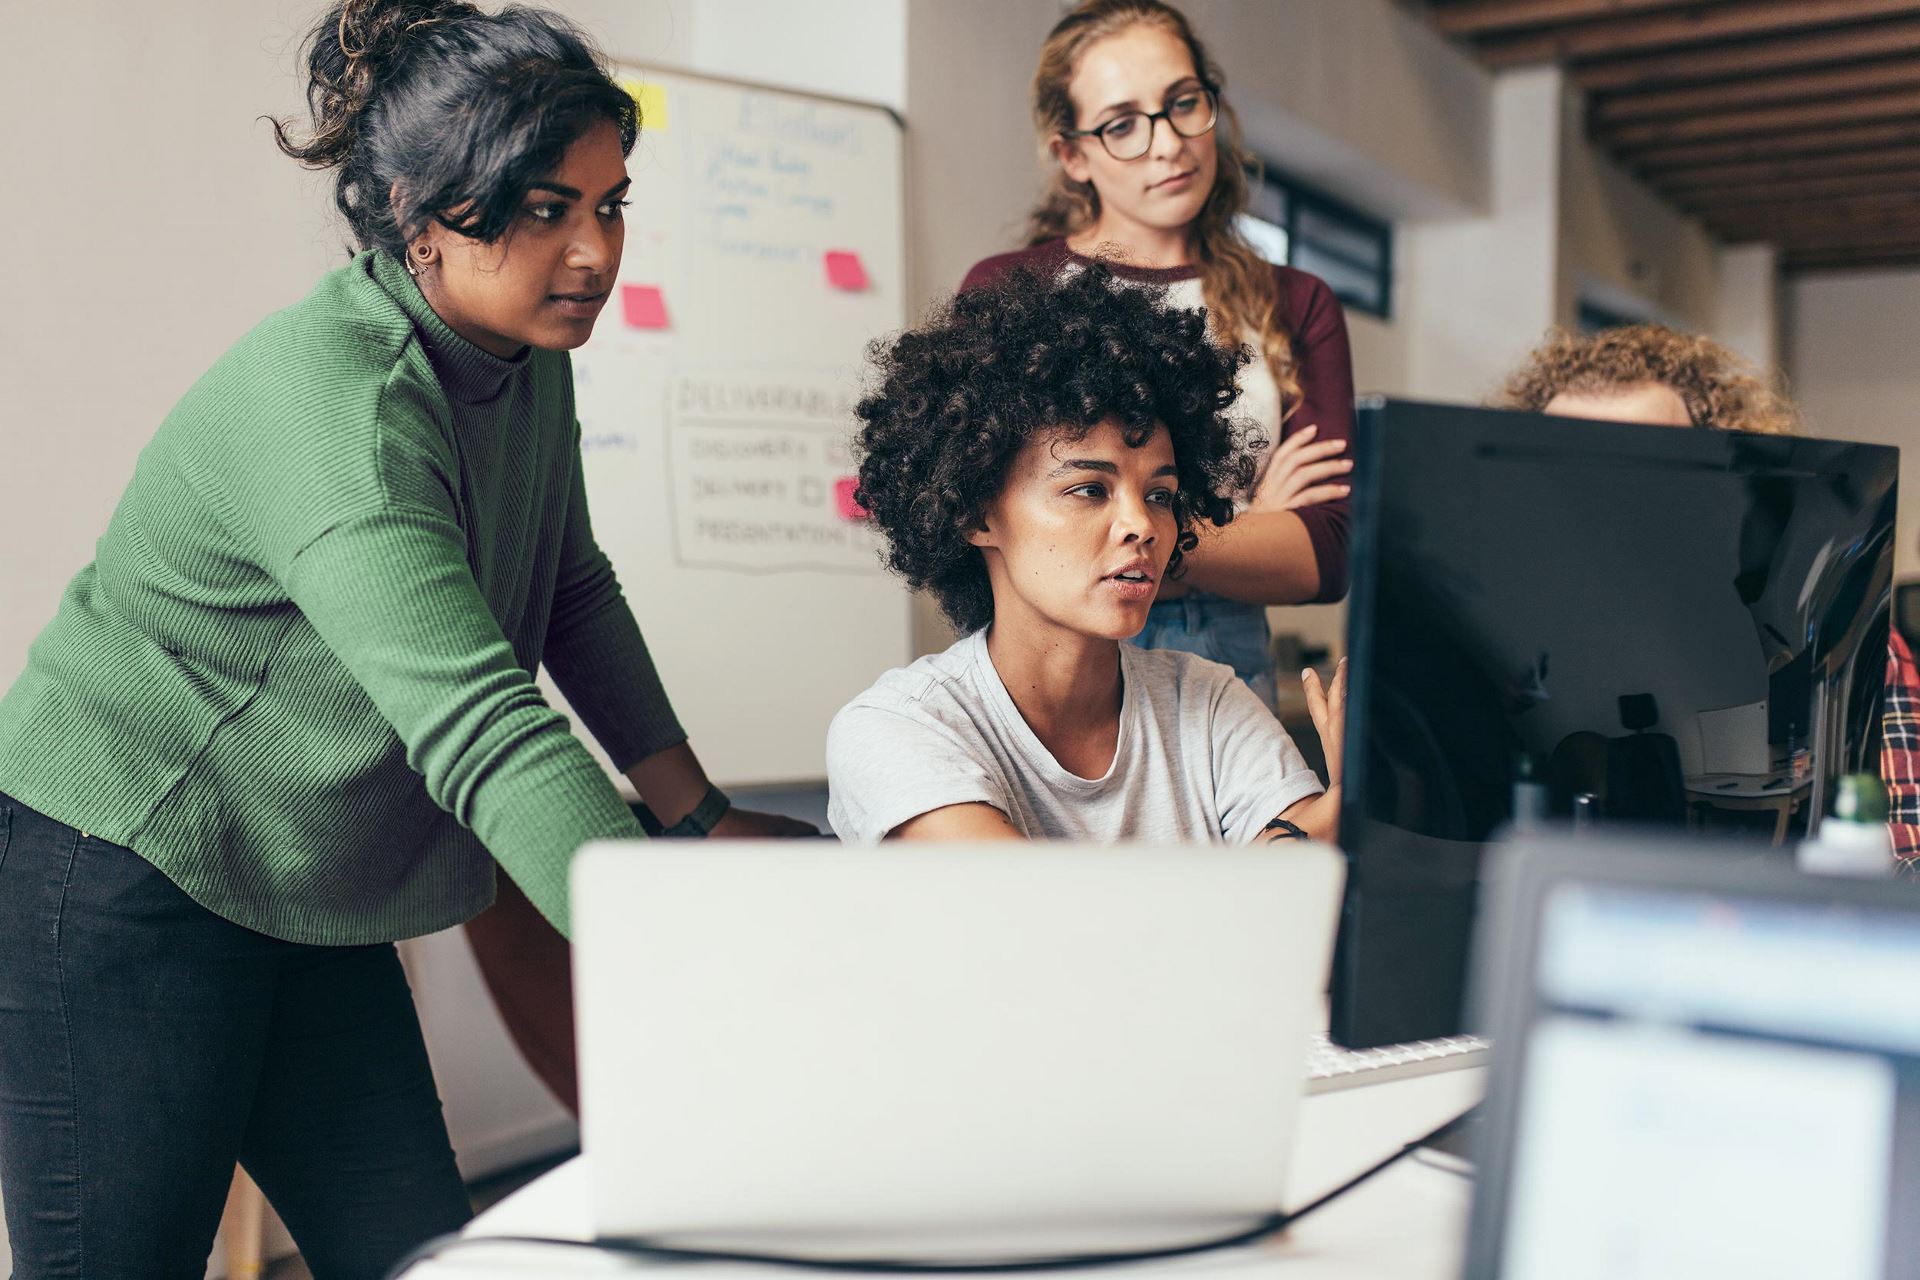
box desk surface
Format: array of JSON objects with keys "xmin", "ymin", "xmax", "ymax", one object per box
[
  {"xmin": 1685, "ymin": 770, "xmax": 1813, "ymax": 801},
  {"xmin": 399, "ymin": 1067, "xmax": 1485, "ymax": 1279}
]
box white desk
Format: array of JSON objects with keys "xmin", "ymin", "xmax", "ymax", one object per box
[
  {"xmin": 399, "ymin": 1067, "xmax": 1484, "ymax": 1280},
  {"xmin": 1685, "ymin": 771, "xmax": 1812, "ymax": 845}
]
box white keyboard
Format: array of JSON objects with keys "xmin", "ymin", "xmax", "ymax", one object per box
[{"xmin": 1304, "ymin": 1030, "xmax": 1489, "ymax": 1094}]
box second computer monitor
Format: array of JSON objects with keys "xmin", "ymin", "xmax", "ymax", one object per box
[{"xmin": 1332, "ymin": 397, "xmax": 1897, "ymax": 1048}]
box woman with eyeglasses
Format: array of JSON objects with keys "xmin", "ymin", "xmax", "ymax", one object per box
[{"xmin": 963, "ymin": 0, "xmax": 1357, "ymax": 711}]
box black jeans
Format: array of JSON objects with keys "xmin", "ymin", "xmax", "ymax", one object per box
[{"xmin": 0, "ymin": 793, "xmax": 473, "ymax": 1279}]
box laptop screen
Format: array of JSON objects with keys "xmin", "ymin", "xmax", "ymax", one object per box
[{"xmin": 1499, "ymin": 881, "xmax": 1920, "ymax": 1278}]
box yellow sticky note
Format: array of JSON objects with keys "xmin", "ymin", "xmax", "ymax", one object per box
[{"xmin": 620, "ymin": 78, "xmax": 669, "ymax": 132}]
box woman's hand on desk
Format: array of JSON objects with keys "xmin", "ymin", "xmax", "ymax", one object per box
[
  {"xmin": 711, "ymin": 808, "xmax": 820, "ymax": 839},
  {"xmin": 626, "ymin": 742, "xmax": 818, "ymax": 837}
]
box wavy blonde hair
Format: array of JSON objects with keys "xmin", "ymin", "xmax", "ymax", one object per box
[
  {"xmin": 1026, "ymin": 0, "xmax": 1300, "ymax": 409},
  {"xmin": 1497, "ymin": 324, "xmax": 1799, "ymax": 436}
]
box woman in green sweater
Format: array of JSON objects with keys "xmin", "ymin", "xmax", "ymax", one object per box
[{"xmin": 0, "ymin": 2, "xmax": 803, "ymax": 1274}]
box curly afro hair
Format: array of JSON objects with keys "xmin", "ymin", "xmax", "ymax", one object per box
[
  {"xmin": 853, "ymin": 264, "xmax": 1262, "ymax": 634},
  {"xmin": 1497, "ymin": 324, "xmax": 1799, "ymax": 436}
]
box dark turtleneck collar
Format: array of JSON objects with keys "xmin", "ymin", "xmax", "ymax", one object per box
[{"xmin": 369, "ymin": 249, "xmax": 532, "ymax": 406}]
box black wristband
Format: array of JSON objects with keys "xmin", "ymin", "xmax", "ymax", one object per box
[
  {"xmin": 1262, "ymin": 816, "xmax": 1309, "ymax": 841},
  {"xmin": 662, "ymin": 783, "xmax": 731, "ymax": 838}
]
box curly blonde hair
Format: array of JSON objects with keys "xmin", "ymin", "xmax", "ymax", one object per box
[
  {"xmin": 1496, "ymin": 324, "xmax": 1799, "ymax": 436},
  {"xmin": 1025, "ymin": 0, "xmax": 1301, "ymax": 410}
]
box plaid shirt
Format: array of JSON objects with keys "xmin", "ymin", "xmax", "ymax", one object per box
[{"xmin": 1887, "ymin": 629, "xmax": 1920, "ymax": 867}]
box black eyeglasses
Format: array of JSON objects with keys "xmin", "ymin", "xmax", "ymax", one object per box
[{"xmin": 1062, "ymin": 85, "xmax": 1218, "ymax": 161}]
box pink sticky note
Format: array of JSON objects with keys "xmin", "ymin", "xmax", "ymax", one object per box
[
  {"xmin": 834, "ymin": 476, "xmax": 868, "ymax": 521},
  {"xmin": 620, "ymin": 284, "xmax": 670, "ymax": 330},
  {"xmin": 824, "ymin": 250, "xmax": 870, "ymax": 292}
]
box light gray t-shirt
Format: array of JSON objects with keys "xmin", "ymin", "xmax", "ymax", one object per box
[{"xmin": 827, "ymin": 630, "xmax": 1324, "ymax": 844}]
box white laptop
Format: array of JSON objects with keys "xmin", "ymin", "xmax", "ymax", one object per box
[{"xmin": 570, "ymin": 840, "xmax": 1345, "ymax": 1256}]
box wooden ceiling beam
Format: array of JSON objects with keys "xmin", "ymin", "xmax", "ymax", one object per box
[
  {"xmin": 1593, "ymin": 55, "xmax": 1920, "ymax": 123},
  {"xmin": 1662, "ymin": 166, "xmax": 1920, "ymax": 209},
  {"xmin": 1714, "ymin": 224, "xmax": 1920, "ymax": 248},
  {"xmin": 1654, "ymin": 144, "xmax": 1920, "ymax": 189},
  {"xmin": 1704, "ymin": 192, "xmax": 1920, "ymax": 220},
  {"xmin": 1739, "ymin": 244, "xmax": 1920, "ymax": 268},
  {"xmin": 1706, "ymin": 212, "xmax": 1920, "ymax": 245},
  {"xmin": 1627, "ymin": 118, "xmax": 1920, "ymax": 169},
  {"xmin": 1430, "ymin": 0, "xmax": 1709, "ymax": 38},
  {"xmin": 1781, "ymin": 242, "xmax": 1920, "ymax": 257},
  {"xmin": 1697, "ymin": 217, "xmax": 1920, "ymax": 247},
  {"xmin": 1574, "ymin": 14, "xmax": 1920, "ymax": 92},
  {"xmin": 1776, "ymin": 233, "xmax": 1920, "ymax": 251},
  {"xmin": 1708, "ymin": 193, "xmax": 1920, "ymax": 223},
  {"xmin": 1471, "ymin": 0, "xmax": 1920, "ymax": 69},
  {"xmin": 1600, "ymin": 85, "xmax": 1920, "ymax": 148},
  {"xmin": 1782, "ymin": 246, "xmax": 1920, "ymax": 270},
  {"xmin": 1723, "ymin": 231, "xmax": 1920, "ymax": 255}
]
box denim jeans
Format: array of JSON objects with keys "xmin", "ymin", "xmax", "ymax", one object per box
[
  {"xmin": 1129, "ymin": 592, "xmax": 1278, "ymax": 711},
  {"xmin": 0, "ymin": 792, "xmax": 472, "ymax": 1279}
]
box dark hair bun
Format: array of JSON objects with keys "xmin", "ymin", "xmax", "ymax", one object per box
[
  {"xmin": 272, "ymin": 0, "xmax": 638, "ymax": 257},
  {"xmin": 276, "ymin": 1, "xmax": 478, "ymax": 172}
]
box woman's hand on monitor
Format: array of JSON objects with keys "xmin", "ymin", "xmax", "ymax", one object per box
[
  {"xmin": 1266, "ymin": 659, "xmax": 1347, "ymax": 844},
  {"xmin": 1303, "ymin": 658, "xmax": 1346, "ymax": 792}
]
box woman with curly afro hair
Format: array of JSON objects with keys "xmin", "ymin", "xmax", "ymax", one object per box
[{"xmin": 827, "ymin": 266, "xmax": 1344, "ymax": 846}]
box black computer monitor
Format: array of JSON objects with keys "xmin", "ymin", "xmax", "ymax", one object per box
[{"xmin": 1332, "ymin": 398, "xmax": 1898, "ymax": 1049}]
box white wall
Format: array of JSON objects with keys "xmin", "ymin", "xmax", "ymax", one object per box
[
  {"xmin": 1400, "ymin": 66, "xmax": 1564, "ymax": 406},
  {"xmin": 1785, "ymin": 269, "xmax": 1920, "ymax": 582},
  {"xmin": 1177, "ymin": 0, "xmax": 1492, "ymax": 220},
  {"xmin": 0, "ymin": 0, "xmax": 341, "ymax": 687},
  {"xmin": 904, "ymin": 0, "xmax": 1062, "ymax": 320},
  {"xmin": 691, "ymin": 0, "xmax": 905, "ymax": 111},
  {"xmin": 1558, "ymin": 81, "xmax": 1719, "ymax": 336},
  {"xmin": 902, "ymin": 0, "xmax": 1070, "ymax": 652},
  {"xmin": 1716, "ymin": 243, "xmax": 1781, "ymax": 373}
]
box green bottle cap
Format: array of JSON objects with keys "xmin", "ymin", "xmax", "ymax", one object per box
[{"xmin": 1832, "ymin": 773, "xmax": 1889, "ymax": 824}]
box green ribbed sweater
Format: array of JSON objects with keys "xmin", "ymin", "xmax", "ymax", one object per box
[{"xmin": 0, "ymin": 250, "xmax": 680, "ymax": 943}]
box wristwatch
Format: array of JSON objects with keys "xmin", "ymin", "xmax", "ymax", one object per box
[{"xmin": 662, "ymin": 783, "xmax": 732, "ymax": 838}]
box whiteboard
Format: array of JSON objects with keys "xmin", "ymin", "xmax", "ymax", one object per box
[{"xmin": 543, "ymin": 66, "xmax": 909, "ymax": 787}]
